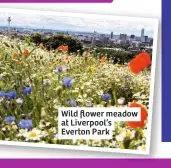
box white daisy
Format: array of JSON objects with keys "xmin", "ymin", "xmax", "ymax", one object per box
[
  {"xmin": 117, "ymin": 97, "xmax": 125, "ymax": 105},
  {"xmin": 24, "ymin": 129, "xmax": 42, "ymax": 141},
  {"xmin": 16, "ymin": 98, "xmax": 23, "ymax": 104}
]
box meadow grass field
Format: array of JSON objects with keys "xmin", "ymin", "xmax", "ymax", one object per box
[{"xmin": 0, "ymin": 36, "xmax": 151, "ymax": 151}]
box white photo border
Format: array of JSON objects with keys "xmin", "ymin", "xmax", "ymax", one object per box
[{"xmin": 0, "ymin": 8, "xmax": 159, "ymax": 155}]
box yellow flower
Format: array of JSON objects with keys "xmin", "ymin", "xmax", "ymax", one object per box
[
  {"xmin": 5, "ymin": 125, "xmax": 11, "ymax": 130},
  {"xmin": 12, "ymin": 125, "xmax": 18, "ymax": 130},
  {"xmin": 29, "ymin": 132, "xmax": 37, "ymax": 138},
  {"xmin": 78, "ymin": 139, "xmax": 84, "ymax": 143},
  {"xmin": 94, "ymin": 140, "xmax": 100, "ymax": 144},
  {"xmin": 138, "ymin": 145, "xmax": 146, "ymax": 151},
  {"xmin": 105, "ymin": 140, "xmax": 110, "ymax": 146},
  {"xmin": 90, "ymin": 66, "xmax": 96, "ymax": 73},
  {"xmin": 96, "ymin": 104, "xmax": 103, "ymax": 107},
  {"xmin": 120, "ymin": 144, "xmax": 125, "ymax": 149},
  {"xmin": 126, "ymin": 132, "xmax": 131, "ymax": 138}
]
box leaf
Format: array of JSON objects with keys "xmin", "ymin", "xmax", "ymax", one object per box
[
  {"xmin": 16, "ymin": 45, "xmax": 22, "ymax": 55},
  {"xmin": 3, "ymin": 42, "xmax": 10, "ymax": 47},
  {"xmin": 112, "ymin": 89, "xmax": 118, "ymax": 105},
  {"xmin": 10, "ymin": 44, "xmax": 14, "ymax": 49},
  {"xmin": 28, "ymin": 48, "xmax": 37, "ymax": 57}
]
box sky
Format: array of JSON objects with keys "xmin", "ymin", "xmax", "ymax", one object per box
[{"xmin": 0, "ymin": 9, "xmax": 155, "ymax": 37}]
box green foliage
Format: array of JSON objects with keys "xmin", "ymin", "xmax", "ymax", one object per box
[
  {"xmin": 44, "ymin": 34, "xmax": 83, "ymax": 53},
  {"xmin": 10, "ymin": 32, "xmax": 18, "ymax": 39},
  {"xmin": 26, "ymin": 33, "xmax": 83, "ymax": 53},
  {"xmin": 30, "ymin": 33, "xmax": 42, "ymax": 45},
  {"xmin": 93, "ymin": 48, "xmax": 152, "ymax": 64},
  {"xmin": 94, "ymin": 48, "xmax": 135, "ymax": 64}
]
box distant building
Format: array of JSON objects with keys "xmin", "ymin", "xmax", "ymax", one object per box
[
  {"xmin": 130, "ymin": 41, "xmax": 141, "ymax": 48},
  {"xmin": 141, "ymin": 28, "xmax": 145, "ymax": 38},
  {"xmin": 141, "ymin": 35, "xmax": 148, "ymax": 43},
  {"xmin": 111, "ymin": 32, "xmax": 114, "ymax": 39},
  {"xmin": 119, "ymin": 34, "xmax": 127, "ymax": 40},
  {"xmin": 99, "ymin": 34, "xmax": 105, "ymax": 41},
  {"xmin": 76, "ymin": 34, "xmax": 92, "ymax": 43},
  {"xmin": 149, "ymin": 39, "xmax": 153, "ymax": 46},
  {"xmin": 43, "ymin": 32, "xmax": 53, "ymax": 36},
  {"xmin": 95, "ymin": 39, "xmax": 103, "ymax": 46},
  {"xmin": 130, "ymin": 34, "xmax": 135, "ymax": 39},
  {"xmin": 103, "ymin": 37, "xmax": 109, "ymax": 45},
  {"xmin": 135, "ymin": 36, "xmax": 141, "ymax": 41},
  {"xmin": 77, "ymin": 35, "xmax": 84, "ymax": 41}
]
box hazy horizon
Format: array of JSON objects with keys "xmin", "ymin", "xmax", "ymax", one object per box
[{"xmin": 0, "ymin": 10, "xmax": 155, "ymax": 38}]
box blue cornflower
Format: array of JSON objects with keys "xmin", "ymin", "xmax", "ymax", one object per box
[
  {"xmin": 70, "ymin": 99, "xmax": 77, "ymax": 107},
  {"xmin": 102, "ymin": 93, "xmax": 111, "ymax": 101},
  {"xmin": 145, "ymin": 78, "xmax": 149, "ymax": 83},
  {"xmin": 43, "ymin": 79, "xmax": 51, "ymax": 86},
  {"xmin": 122, "ymin": 85, "xmax": 128, "ymax": 89},
  {"xmin": 0, "ymin": 91, "xmax": 5, "ymax": 97},
  {"xmin": 65, "ymin": 100, "xmax": 70, "ymax": 105},
  {"xmin": 0, "ymin": 76, "xmax": 3, "ymax": 81},
  {"xmin": 62, "ymin": 77, "xmax": 73, "ymax": 87},
  {"xmin": 18, "ymin": 119, "xmax": 32, "ymax": 129},
  {"xmin": 5, "ymin": 91, "xmax": 16, "ymax": 99},
  {"xmin": 23, "ymin": 87, "xmax": 32, "ymax": 95},
  {"xmin": 56, "ymin": 66, "xmax": 63, "ymax": 73},
  {"xmin": 65, "ymin": 99, "xmax": 77, "ymax": 107},
  {"xmin": 4, "ymin": 116, "xmax": 15, "ymax": 123}
]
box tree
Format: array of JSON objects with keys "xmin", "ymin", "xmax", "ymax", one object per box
[
  {"xmin": 43, "ymin": 34, "xmax": 83, "ymax": 53},
  {"xmin": 30, "ymin": 33, "xmax": 42, "ymax": 45}
]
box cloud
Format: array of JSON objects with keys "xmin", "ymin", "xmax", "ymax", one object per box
[{"xmin": 0, "ymin": 10, "xmax": 155, "ymax": 36}]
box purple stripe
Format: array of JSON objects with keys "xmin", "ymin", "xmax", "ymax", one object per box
[
  {"xmin": 0, "ymin": 0, "xmax": 113, "ymax": 2},
  {"xmin": 162, "ymin": 0, "xmax": 171, "ymax": 142},
  {"xmin": 0, "ymin": 159, "xmax": 170, "ymax": 168}
]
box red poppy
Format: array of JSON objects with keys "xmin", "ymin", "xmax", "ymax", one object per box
[
  {"xmin": 101, "ymin": 57, "xmax": 107, "ymax": 63},
  {"xmin": 56, "ymin": 45, "xmax": 68, "ymax": 52},
  {"xmin": 127, "ymin": 102, "xmax": 148, "ymax": 129},
  {"xmin": 65, "ymin": 56, "xmax": 72, "ymax": 61},
  {"xmin": 22, "ymin": 50, "xmax": 29, "ymax": 57},
  {"xmin": 128, "ymin": 52, "xmax": 151, "ymax": 74}
]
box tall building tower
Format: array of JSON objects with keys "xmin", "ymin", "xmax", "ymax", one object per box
[
  {"xmin": 7, "ymin": 17, "xmax": 11, "ymax": 35},
  {"xmin": 91, "ymin": 31, "xmax": 97, "ymax": 48},
  {"xmin": 120, "ymin": 34, "xmax": 127, "ymax": 40},
  {"xmin": 111, "ymin": 32, "xmax": 113, "ymax": 39},
  {"xmin": 141, "ymin": 36, "xmax": 148, "ymax": 43},
  {"xmin": 141, "ymin": 28, "xmax": 145, "ymax": 38}
]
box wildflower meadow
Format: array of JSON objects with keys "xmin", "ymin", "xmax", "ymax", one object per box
[{"xmin": 0, "ymin": 35, "xmax": 152, "ymax": 151}]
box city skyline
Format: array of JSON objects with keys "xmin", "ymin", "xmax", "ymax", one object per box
[
  {"xmin": 0, "ymin": 10, "xmax": 155, "ymax": 37},
  {"xmin": 0, "ymin": 25, "xmax": 152, "ymax": 39}
]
